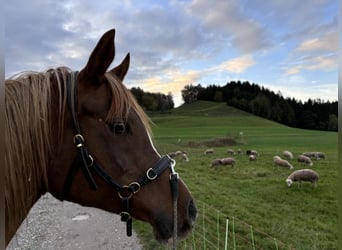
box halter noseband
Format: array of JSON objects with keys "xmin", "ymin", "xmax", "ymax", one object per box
[{"xmin": 63, "ymin": 71, "xmax": 179, "ymax": 244}]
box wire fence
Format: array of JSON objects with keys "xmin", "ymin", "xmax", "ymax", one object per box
[{"xmin": 177, "ymin": 200, "xmax": 292, "ymax": 250}]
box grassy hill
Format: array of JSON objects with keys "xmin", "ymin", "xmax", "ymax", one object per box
[{"xmin": 135, "ymin": 101, "xmax": 338, "ymax": 249}]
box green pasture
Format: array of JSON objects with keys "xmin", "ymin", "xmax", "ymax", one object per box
[{"xmin": 135, "ymin": 101, "xmax": 338, "ymax": 250}]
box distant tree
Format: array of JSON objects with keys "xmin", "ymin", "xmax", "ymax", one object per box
[
  {"xmin": 327, "ymin": 114, "xmax": 338, "ymax": 131},
  {"xmin": 170, "ymin": 92, "xmax": 175, "ymax": 107},
  {"xmin": 142, "ymin": 93, "xmax": 158, "ymax": 111},
  {"xmin": 213, "ymin": 91, "xmax": 224, "ymax": 102},
  {"xmin": 182, "ymin": 84, "xmax": 199, "ymax": 104},
  {"xmin": 300, "ymin": 110, "xmax": 318, "ymax": 129},
  {"xmin": 130, "ymin": 87, "xmax": 174, "ymax": 112},
  {"xmin": 271, "ymin": 101, "xmax": 283, "ymax": 122},
  {"xmin": 130, "ymin": 87, "xmax": 144, "ymax": 104},
  {"xmin": 249, "ymin": 94, "xmax": 271, "ymax": 118}
]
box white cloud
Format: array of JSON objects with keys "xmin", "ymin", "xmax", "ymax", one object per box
[
  {"xmin": 218, "ymin": 55, "xmax": 255, "ymax": 74},
  {"xmin": 285, "ymin": 54, "xmax": 336, "ymax": 75},
  {"xmin": 296, "ymin": 31, "xmax": 337, "ymax": 52},
  {"xmin": 185, "ymin": 0, "xmax": 271, "ymax": 54},
  {"xmin": 5, "ymin": 0, "xmax": 337, "ymax": 105},
  {"xmin": 285, "ymin": 30, "xmax": 337, "ymax": 75}
]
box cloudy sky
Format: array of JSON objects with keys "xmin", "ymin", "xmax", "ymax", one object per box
[{"xmin": 5, "ymin": 0, "xmax": 337, "ymax": 106}]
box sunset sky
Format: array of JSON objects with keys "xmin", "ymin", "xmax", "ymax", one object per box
[{"xmin": 5, "ymin": 0, "xmax": 337, "ymax": 106}]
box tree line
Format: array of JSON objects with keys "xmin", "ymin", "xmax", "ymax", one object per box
[
  {"xmin": 181, "ymin": 81, "xmax": 338, "ymax": 131},
  {"xmin": 130, "ymin": 87, "xmax": 174, "ymax": 112}
]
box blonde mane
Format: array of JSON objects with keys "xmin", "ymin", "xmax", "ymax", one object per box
[{"xmin": 5, "ymin": 67, "xmax": 150, "ymax": 238}]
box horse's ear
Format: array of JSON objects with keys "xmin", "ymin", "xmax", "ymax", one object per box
[
  {"xmin": 81, "ymin": 29, "xmax": 115, "ymax": 81},
  {"xmin": 110, "ymin": 53, "xmax": 130, "ymax": 81}
]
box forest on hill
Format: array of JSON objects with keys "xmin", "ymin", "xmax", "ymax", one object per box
[
  {"xmin": 181, "ymin": 81, "xmax": 338, "ymax": 131},
  {"xmin": 129, "ymin": 81, "xmax": 338, "ymax": 132}
]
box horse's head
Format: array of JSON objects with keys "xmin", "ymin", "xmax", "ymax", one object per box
[{"xmin": 48, "ymin": 29, "xmax": 196, "ymax": 243}]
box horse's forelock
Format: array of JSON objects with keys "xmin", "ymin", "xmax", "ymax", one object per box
[{"xmin": 104, "ymin": 72, "xmax": 152, "ymax": 135}]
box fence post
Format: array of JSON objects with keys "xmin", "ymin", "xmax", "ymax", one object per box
[
  {"xmin": 217, "ymin": 212, "xmax": 220, "ymax": 249},
  {"xmin": 232, "ymin": 217, "xmax": 236, "ymax": 250},
  {"xmin": 224, "ymin": 218, "xmax": 229, "ymax": 250},
  {"xmin": 250, "ymin": 225, "xmax": 255, "ymax": 250},
  {"xmin": 274, "ymin": 238, "xmax": 278, "ymax": 250},
  {"xmin": 203, "ymin": 202, "xmax": 206, "ymax": 250}
]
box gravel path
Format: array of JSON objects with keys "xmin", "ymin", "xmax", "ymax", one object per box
[{"xmin": 7, "ymin": 193, "xmax": 143, "ymax": 250}]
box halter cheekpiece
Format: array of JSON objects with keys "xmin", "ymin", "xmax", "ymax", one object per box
[{"xmin": 63, "ymin": 71, "xmax": 179, "ymax": 240}]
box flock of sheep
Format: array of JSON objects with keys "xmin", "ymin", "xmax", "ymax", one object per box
[{"xmin": 168, "ymin": 148, "xmax": 325, "ymax": 188}]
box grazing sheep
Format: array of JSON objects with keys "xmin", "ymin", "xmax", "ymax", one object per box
[
  {"xmin": 168, "ymin": 152, "xmax": 177, "ymax": 158},
  {"xmin": 249, "ymin": 154, "xmax": 257, "ymax": 161},
  {"xmin": 302, "ymin": 152, "xmax": 316, "ymax": 158},
  {"xmin": 297, "ymin": 155, "xmax": 313, "ymax": 166},
  {"xmin": 286, "ymin": 169, "xmax": 319, "ymax": 187},
  {"xmin": 303, "ymin": 152, "xmax": 326, "ymax": 160},
  {"xmin": 236, "ymin": 149, "xmax": 243, "ymax": 155},
  {"xmin": 246, "ymin": 150, "xmax": 258, "ymax": 156},
  {"xmin": 181, "ymin": 153, "xmax": 189, "ymax": 162},
  {"xmin": 283, "ymin": 150, "xmax": 293, "ymax": 160},
  {"xmin": 273, "ymin": 156, "xmax": 294, "ymax": 169},
  {"xmin": 175, "ymin": 150, "xmax": 183, "ymax": 156},
  {"xmin": 273, "ymin": 155, "xmax": 281, "ymax": 161},
  {"xmin": 204, "ymin": 148, "xmax": 214, "ymax": 155},
  {"xmin": 220, "ymin": 157, "xmax": 236, "ymax": 167},
  {"xmin": 314, "ymin": 152, "xmax": 326, "ymax": 160},
  {"xmin": 227, "ymin": 149, "xmax": 235, "ymax": 155},
  {"xmin": 210, "ymin": 159, "xmax": 222, "ymax": 168}
]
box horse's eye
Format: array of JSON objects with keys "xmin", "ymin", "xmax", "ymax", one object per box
[{"xmin": 110, "ymin": 122, "xmax": 127, "ymax": 135}]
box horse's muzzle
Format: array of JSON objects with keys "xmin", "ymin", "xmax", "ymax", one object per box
[
  {"xmin": 153, "ymin": 198, "xmax": 197, "ymax": 244},
  {"xmin": 186, "ymin": 199, "xmax": 197, "ymax": 229}
]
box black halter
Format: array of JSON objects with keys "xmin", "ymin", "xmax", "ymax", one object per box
[{"xmin": 63, "ymin": 71, "xmax": 179, "ymax": 240}]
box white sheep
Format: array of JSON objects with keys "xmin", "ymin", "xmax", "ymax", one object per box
[
  {"xmin": 175, "ymin": 150, "xmax": 183, "ymax": 156},
  {"xmin": 220, "ymin": 157, "xmax": 235, "ymax": 167},
  {"xmin": 168, "ymin": 152, "xmax": 177, "ymax": 158},
  {"xmin": 249, "ymin": 154, "xmax": 257, "ymax": 161},
  {"xmin": 303, "ymin": 151, "xmax": 325, "ymax": 160},
  {"xmin": 286, "ymin": 169, "xmax": 319, "ymax": 187},
  {"xmin": 283, "ymin": 150, "xmax": 293, "ymax": 160},
  {"xmin": 236, "ymin": 149, "xmax": 243, "ymax": 155},
  {"xmin": 302, "ymin": 152, "xmax": 316, "ymax": 158},
  {"xmin": 273, "ymin": 156, "xmax": 294, "ymax": 169},
  {"xmin": 204, "ymin": 148, "xmax": 214, "ymax": 155},
  {"xmin": 297, "ymin": 155, "xmax": 313, "ymax": 166},
  {"xmin": 246, "ymin": 149, "xmax": 258, "ymax": 156},
  {"xmin": 181, "ymin": 153, "xmax": 189, "ymax": 162},
  {"xmin": 227, "ymin": 149, "xmax": 235, "ymax": 155},
  {"xmin": 210, "ymin": 159, "xmax": 222, "ymax": 168},
  {"xmin": 315, "ymin": 152, "xmax": 326, "ymax": 160}
]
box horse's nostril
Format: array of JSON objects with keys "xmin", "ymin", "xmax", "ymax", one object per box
[{"xmin": 187, "ymin": 199, "xmax": 197, "ymax": 224}]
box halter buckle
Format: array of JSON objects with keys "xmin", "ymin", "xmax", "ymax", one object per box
[
  {"xmin": 120, "ymin": 211, "xmax": 132, "ymax": 221},
  {"xmin": 73, "ymin": 134, "xmax": 85, "ymax": 147},
  {"xmin": 146, "ymin": 168, "xmax": 158, "ymax": 180}
]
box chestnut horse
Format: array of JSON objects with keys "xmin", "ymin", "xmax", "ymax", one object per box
[{"xmin": 5, "ymin": 29, "xmax": 196, "ymax": 247}]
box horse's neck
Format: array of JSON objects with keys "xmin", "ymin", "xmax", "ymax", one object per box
[
  {"xmin": 5, "ymin": 75, "xmax": 52, "ymax": 246},
  {"xmin": 5, "ymin": 177, "xmax": 44, "ymax": 246}
]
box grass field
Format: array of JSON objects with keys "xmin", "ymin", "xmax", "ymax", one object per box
[{"xmin": 134, "ymin": 101, "xmax": 338, "ymax": 250}]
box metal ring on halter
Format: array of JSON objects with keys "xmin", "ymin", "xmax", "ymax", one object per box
[
  {"xmin": 118, "ymin": 186, "xmax": 134, "ymax": 199},
  {"xmin": 128, "ymin": 182, "xmax": 141, "ymax": 194},
  {"xmin": 146, "ymin": 168, "xmax": 157, "ymax": 180},
  {"xmin": 73, "ymin": 134, "xmax": 84, "ymax": 147}
]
